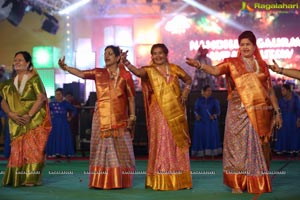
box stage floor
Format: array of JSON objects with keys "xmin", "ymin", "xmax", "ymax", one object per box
[{"xmin": 0, "ymin": 158, "xmax": 299, "ymax": 200}]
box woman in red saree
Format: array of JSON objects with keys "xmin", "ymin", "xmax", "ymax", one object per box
[
  {"xmin": 186, "ymin": 31, "xmax": 282, "ymax": 194},
  {"xmin": 1, "ymin": 51, "xmax": 51, "ymax": 187},
  {"xmin": 58, "ymin": 45, "xmax": 136, "ymax": 189},
  {"xmin": 122, "ymin": 43, "xmax": 193, "ymax": 190}
]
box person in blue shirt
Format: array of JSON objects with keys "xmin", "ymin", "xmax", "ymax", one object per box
[{"xmin": 191, "ymin": 85, "xmax": 222, "ymax": 157}]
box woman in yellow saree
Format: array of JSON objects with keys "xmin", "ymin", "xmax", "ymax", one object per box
[
  {"xmin": 186, "ymin": 31, "xmax": 283, "ymax": 194},
  {"xmin": 122, "ymin": 43, "xmax": 193, "ymax": 190},
  {"xmin": 1, "ymin": 51, "xmax": 51, "ymax": 187}
]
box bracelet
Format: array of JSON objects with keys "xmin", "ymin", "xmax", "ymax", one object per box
[
  {"xmin": 65, "ymin": 65, "xmax": 69, "ymax": 72},
  {"xmin": 274, "ymin": 109, "xmax": 281, "ymax": 116},
  {"xmin": 124, "ymin": 60, "xmax": 131, "ymax": 67},
  {"xmin": 196, "ymin": 61, "xmax": 203, "ymax": 69},
  {"xmin": 61, "ymin": 64, "xmax": 68, "ymax": 71},
  {"xmin": 279, "ymin": 68, "xmax": 284, "ymax": 74},
  {"xmin": 185, "ymin": 84, "xmax": 191, "ymax": 90},
  {"xmin": 129, "ymin": 115, "xmax": 136, "ymax": 121},
  {"xmin": 28, "ymin": 112, "xmax": 33, "ymax": 118}
]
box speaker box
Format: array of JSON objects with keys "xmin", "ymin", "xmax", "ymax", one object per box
[
  {"xmin": 42, "ymin": 17, "xmax": 59, "ymax": 34},
  {"xmin": 6, "ymin": 1, "xmax": 26, "ymax": 26}
]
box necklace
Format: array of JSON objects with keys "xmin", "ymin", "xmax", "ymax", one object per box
[
  {"xmin": 107, "ymin": 67, "xmax": 119, "ymax": 88},
  {"xmin": 155, "ymin": 64, "xmax": 171, "ymax": 83},
  {"xmin": 242, "ymin": 57, "xmax": 259, "ymax": 74},
  {"xmin": 165, "ymin": 64, "xmax": 170, "ymax": 82},
  {"xmin": 14, "ymin": 74, "xmax": 29, "ymax": 95}
]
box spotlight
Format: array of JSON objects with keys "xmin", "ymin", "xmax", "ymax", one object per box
[
  {"xmin": 58, "ymin": 0, "xmax": 91, "ymax": 15},
  {"xmin": 0, "ymin": 0, "xmax": 12, "ymax": 20},
  {"xmin": 3, "ymin": 0, "xmax": 27, "ymax": 26},
  {"xmin": 1, "ymin": 0, "xmax": 12, "ymax": 8},
  {"xmin": 41, "ymin": 14, "xmax": 59, "ymax": 34}
]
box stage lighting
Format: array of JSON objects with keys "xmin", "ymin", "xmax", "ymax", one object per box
[
  {"xmin": 30, "ymin": 5, "xmax": 43, "ymax": 15},
  {"xmin": 32, "ymin": 46, "xmax": 60, "ymax": 68},
  {"xmin": 0, "ymin": 0, "xmax": 12, "ymax": 20},
  {"xmin": 41, "ymin": 14, "xmax": 59, "ymax": 34},
  {"xmin": 2, "ymin": 0, "xmax": 27, "ymax": 26},
  {"xmin": 58, "ymin": 0, "xmax": 91, "ymax": 15}
]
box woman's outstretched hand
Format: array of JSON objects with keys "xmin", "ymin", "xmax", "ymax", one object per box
[
  {"xmin": 120, "ymin": 50, "xmax": 131, "ymax": 66},
  {"xmin": 58, "ymin": 56, "xmax": 67, "ymax": 70},
  {"xmin": 185, "ymin": 57, "xmax": 199, "ymax": 68},
  {"xmin": 267, "ymin": 59, "xmax": 281, "ymax": 73}
]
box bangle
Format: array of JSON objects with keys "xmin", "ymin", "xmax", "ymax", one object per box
[
  {"xmin": 185, "ymin": 84, "xmax": 191, "ymax": 90},
  {"xmin": 185, "ymin": 85, "xmax": 192, "ymax": 90},
  {"xmin": 274, "ymin": 109, "xmax": 281, "ymax": 115},
  {"xmin": 197, "ymin": 61, "xmax": 203, "ymax": 70},
  {"xmin": 279, "ymin": 68, "xmax": 284, "ymax": 74},
  {"xmin": 28, "ymin": 113, "xmax": 33, "ymax": 118},
  {"xmin": 124, "ymin": 60, "xmax": 131, "ymax": 67},
  {"xmin": 129, "ymin": 115, "xmax": 136, "ymax": 121},
  {"xmin": 62, "ymin": 64, "xmax": 69, "ymax": 71}
]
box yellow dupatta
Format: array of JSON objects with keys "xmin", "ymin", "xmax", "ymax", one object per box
[{"xmin": 142, "ymin": 64, "xmax": 190, "ymax": 149}]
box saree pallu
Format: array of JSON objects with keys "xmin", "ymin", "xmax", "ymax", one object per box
[
  {"xmin": 145, "ymin": 99, "xmax": 192, "ymax": 190},
  {"xmin": 2, "ymin": 115, "xmax": 51, "ymax": 187},
  {"xmin": 89, "ymin": 109, "xmax": 135, "ymax": 189},
  {"xmin": 223, "ymin": 90, "xmax": 271, "ymax": 193}
]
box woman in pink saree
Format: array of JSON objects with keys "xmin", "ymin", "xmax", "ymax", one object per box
[
  {"xmin": 186, "ymin": 31, "xmax": 282, "ymax": 194},
  {"xmin": 122, "ymin": 43, "xmax": 192, "ymax": 190}
]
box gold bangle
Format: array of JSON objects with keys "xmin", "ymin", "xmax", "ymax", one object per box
[
  {"xmin": 129, "ymin": 115, "xmax": 136, "ymax": 121},
  {"xmin": 185, "ymin": 84, "xmax": 191, "ymax": 90},
  {"xmin": 28, "ymin": 113, "xmax": 33, "ymax": 118},
  {"xmin": 274, "ymin": 109, "xmax": 281, "ymax": 115}
]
